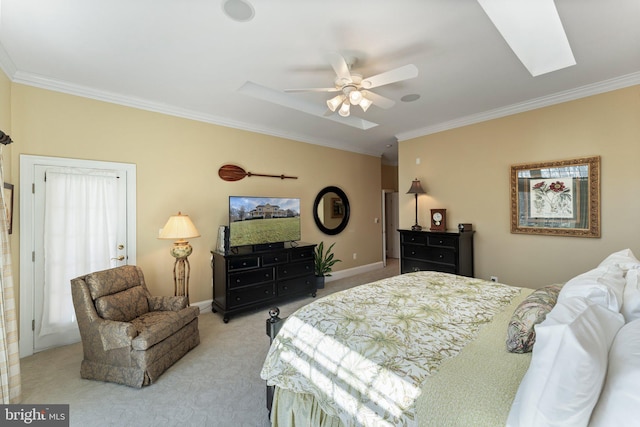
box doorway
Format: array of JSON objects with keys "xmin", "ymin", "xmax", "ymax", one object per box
[
  {"xmin": 19, "ymin": 155, "xmax": 137, "ymax": 357},
  {"xmin": 381, "ymin": 190, "xmax": 399, "ymax": 266}
]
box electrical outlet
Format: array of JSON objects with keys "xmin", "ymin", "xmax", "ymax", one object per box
[
  {"xmin": 353, "ymin": 253, "xmax": 357, "ymax": 260},
  {"xmin": 490, "ymin": 276, "xmax": 498, "ymax": 283}
]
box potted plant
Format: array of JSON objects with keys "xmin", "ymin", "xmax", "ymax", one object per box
[{"xmin": 314, "ymin": 241, "xmax": 341, "ymax": 289}]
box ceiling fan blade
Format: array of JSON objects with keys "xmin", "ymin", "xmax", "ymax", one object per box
[
  {"xmin": 361, "ymin": 64, "xmax": 418, "ymax": 89},
  {"xmin": 327, "ymin": 52, "xmax": 353, "ymax": 83},
  {"xmin": 361, "ymin": 90, "xmax": 396, "ymax": 109},
  {"xmin": 284, "ymin": 87, "xmax": 340, "ymax": 93}
]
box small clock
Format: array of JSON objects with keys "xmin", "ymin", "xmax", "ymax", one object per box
[{"xmin": 430, "ymin": 209, "xmax": 447, "ymax": 231}]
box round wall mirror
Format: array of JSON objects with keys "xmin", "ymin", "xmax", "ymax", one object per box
[{"xmin": 313, "ymin": 186, "xmax": 350, "ymax": 235}]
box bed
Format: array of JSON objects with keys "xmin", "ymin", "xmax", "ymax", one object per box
[
  {"xmin": 261, "ymin": 249, "xmax": 640, "ymax": 427},
  {"xmin": 260, "ymin": 271, "xmax": 535, "ymax": 426}
]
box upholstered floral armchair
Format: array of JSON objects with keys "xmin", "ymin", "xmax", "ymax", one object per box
[{"xmin": 70, "ymin": 265, "xmax": 200, "ymax": 387}]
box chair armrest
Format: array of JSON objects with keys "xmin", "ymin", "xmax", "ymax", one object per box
[
  {"xmin": 148, "ymin": 296, "xmax": 188, "ymax": 312},
  {"xmin": 97, "ymin": 319, "xmax": 137, "ymax": 350}
]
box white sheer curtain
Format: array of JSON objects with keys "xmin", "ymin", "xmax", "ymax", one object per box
[
  {"xmin": 0, "ymin": 148, "xmax": 21, "ymax": 403},
  {"xmin": 39, "ymin": 168, "xmax": 119, "ymax": 337}
]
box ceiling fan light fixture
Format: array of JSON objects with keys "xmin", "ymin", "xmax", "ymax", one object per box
[
  {"xmin": 338, "ymin": 101, "xmax": 351, "ymax": 117},
  {"xmin": 359, "ymin": 97, "xmax": 373, "ymax": 112},
  {"xmin": 327, "ymin": 94, "xmax": 345, "ymax": 112},
  {"xmin": 348, "ymin": 89, "xmax": 363, "ymax": 106}
]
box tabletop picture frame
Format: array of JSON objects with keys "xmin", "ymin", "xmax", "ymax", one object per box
[{"xmin": 510, "ymin": 156, "xmax": 600, "ymax": 237}]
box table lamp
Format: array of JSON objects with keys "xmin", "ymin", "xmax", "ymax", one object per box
[
  {"xmin": 159, "ymin": 212, "xmax": 200, "ymax": 299},
  {"xmin": 406, "ymin": 178, "xmax": 426, "ymax": 231}
]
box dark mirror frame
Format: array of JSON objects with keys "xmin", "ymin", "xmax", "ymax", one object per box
[{"xmin": 313, "ymin": 186, "xmax": 350, "ymax": 235}]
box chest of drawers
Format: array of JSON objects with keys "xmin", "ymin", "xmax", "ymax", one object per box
[
  {"xmin": 399, "ymin": 230, "xmax": 474, "ymax": 277},
  {"xmin": 211, "ymin": 242, "xmax": 316, "ymax": 322}
]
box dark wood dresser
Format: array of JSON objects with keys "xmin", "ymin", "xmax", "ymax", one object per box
[
  {"xmin": 398, "ymin": 229, "xmax": 474, "ymax": 277},
  {"xmin": 211, "ymin": 242, "xmax": 316, "ymax": 322}
]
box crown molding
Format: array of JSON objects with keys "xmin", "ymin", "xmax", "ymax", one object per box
[
  {"xmin": 396, "ymin": 71, "xmax": 640, "ymax": 142},
  {"xmin": 8, "ymin": 71, "xmax": 383, "ymax": 158}
]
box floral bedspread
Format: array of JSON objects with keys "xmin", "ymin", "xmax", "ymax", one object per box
[{"xmin": 260, "ymin": 271, "xmax": 521, "ymax": 427}]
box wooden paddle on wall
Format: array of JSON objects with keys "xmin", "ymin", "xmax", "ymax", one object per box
[{"xmin": 218, "ymin": 164, "xmax": 298, "ymax": 181}]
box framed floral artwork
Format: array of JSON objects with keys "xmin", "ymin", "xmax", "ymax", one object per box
[{"xmin": 510, "ymin": 156, "xmax": 600, "ymax": 237}]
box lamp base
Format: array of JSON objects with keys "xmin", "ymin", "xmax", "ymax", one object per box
[
  {"xmin": 411, "ymin": 224, "xmax": 423, "ymax": 231},
  {"xmin": 169, "ymin": 241, "xmax": 192, "ymax": 300}
]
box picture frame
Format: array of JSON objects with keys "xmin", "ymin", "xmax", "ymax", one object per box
[
  {"xmin": 510, "ymin": 156, "xmax": 600, "ymax": 237},
  {"xmin": 331, "ymin": 197, "xmax": 344, "ymax": 219},
  {"xmin": 3, "ymin": 182, "xmax": 13, "ymax": 235}
]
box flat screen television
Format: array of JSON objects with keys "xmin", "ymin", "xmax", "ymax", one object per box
[{"xmin": 228, "ymin": 196, "xmax": 301, "ymax": 248}]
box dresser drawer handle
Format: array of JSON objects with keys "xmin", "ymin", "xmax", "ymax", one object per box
[
  {"xmin": 282, "ymin": 286, "xmax": 288, "ymax": 290},
  {"xmin": 242, "ymin": 262, "xmax": 247, "ymax": 266},
  {"xmin": 236, "ymin": 296, "xmax": 241, "ymax": 301},
  {"xmin": 236, "ymin": 279, "xmax": 241, "ymax": 283},
  {"xmin": 439, "ymin": 240, "xmax": 444, "ymax": 244},
  {"xmin": 411, "ymin": 251, "xmax": 416, "ymax": 255},
  {"xmin": 265, "ymin": 289, "xmax": 271, "ymax": 294},
  {"xmin": 274, "ymin": 257, "xmax": 279, "ymax": 262},
  {"xmin": 439, "ymin": 254, "xmax": 444, "ymax": 259}
]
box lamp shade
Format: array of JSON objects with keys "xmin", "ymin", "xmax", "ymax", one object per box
[
  {"xmin": 406, "ymin": 179, "xmax": 426, "ymax": 195},
  {"xmin": 159, "ymin": 212, "xmax": 201, "ymax": 241}
]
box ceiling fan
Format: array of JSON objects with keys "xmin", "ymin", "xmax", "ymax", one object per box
[{"xmin": 285, "ymin": 53, "xmax": 419, "ymax": 117}]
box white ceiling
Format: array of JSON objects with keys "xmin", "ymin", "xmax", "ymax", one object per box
[{"xmin": 1, "ymin": 0, "xmax": 639, "ymax": 164}]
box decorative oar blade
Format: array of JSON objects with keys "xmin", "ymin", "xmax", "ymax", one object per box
[
  {"xmin": 219, "ymin": 164, "xmax": 298, "ymax": 181},
  {"xmin": 218, "ymin": 164, "xmax": 247, "ymax": 181}
]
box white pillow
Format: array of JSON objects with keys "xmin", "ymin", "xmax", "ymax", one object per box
[
  {"xmin": 589, "ymin": 319, "xmax": 640, "ymax": 426},
  {"xmin": 557, "ymin": 265, "xmax": 625, "ymax": 312},
  {"xmin": 622, "ymin": 269, "xmax": 640, "ymax": 322},
  {"xmin": 506, "ymin": 297, "xmax": 624, "ymax": 427},
  {"xmin": 598, "ymin": 248, "xmax": 640, "ymax": 273}
]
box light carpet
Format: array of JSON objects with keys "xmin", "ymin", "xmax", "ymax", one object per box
[{"xmin": 20, "ymin": 258, "xmax": 399, "ymax": 427}]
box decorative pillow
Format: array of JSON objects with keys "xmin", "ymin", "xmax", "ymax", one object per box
[
  {"xmin": 95, "ymin": 285, "xmax": 150, "ymax": 322},
  {"xmin": 557, "ymin": 264, "xmax": 625, "ymax": 312},
  {"xmin": 506, "ymin": 284, "xmax": 562, "ymax": 353},
  {"xmin": 622, "ymin": 268, "xmax": 640, "ymax": 322},
  {"xmin": 506, "ymin": 297, "xmax": 624, "ymax": 427},
  {"xmin": 598, "ymin": 248, "xmax": 640, "ymax": 273},
  {"xmin": 589, "ymin": 319, "xmax": 640, "ymax": 426}
]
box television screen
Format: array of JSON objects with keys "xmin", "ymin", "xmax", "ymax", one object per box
[{"xmin": 229, "ymin": 196, "xmax": 301, "ymax": 247}]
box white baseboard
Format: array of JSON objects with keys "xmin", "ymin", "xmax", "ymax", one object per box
[
  {"xmin": 192, "ymin": 299, "xmax": 213, "ymax": 314},
  {"xmin": 325, "ymin": 261, "xmax": 385, "ymax": 283},
  {"xmin": 190, "ymin": 261, "xmax": 385, "ymax": 312}
]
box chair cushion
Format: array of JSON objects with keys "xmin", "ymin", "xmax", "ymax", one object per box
[
  {"xmin": 95, "ymin": 285, "xmax": 150, "ymax": 322},
  {"xmin": 131, "ymin": 306, "xmax": 200, "ymax": 351},
  {"xmin": 85, "ymin": 265, "xmax": 146, "ymax": 300}
]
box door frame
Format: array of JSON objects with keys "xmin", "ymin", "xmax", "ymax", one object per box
[{"xmin": 19, "ymin": 155, "xmax": 137, "ymax": 357}]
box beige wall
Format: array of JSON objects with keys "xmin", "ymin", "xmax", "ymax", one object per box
[
  {"xmin": 8, "ymin": 83, "xmax": 383, "ymax": 310},
  {"xmin": 1, "ymin": 71, "xmax": 12, "ymax": 178},
  {"xmin": 381, "ymin": 164, "xmax": 398, "ymax": 191},
  {"xmin": 399, "ymin": 85, "xmax": 640, "ymax": 289}
]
